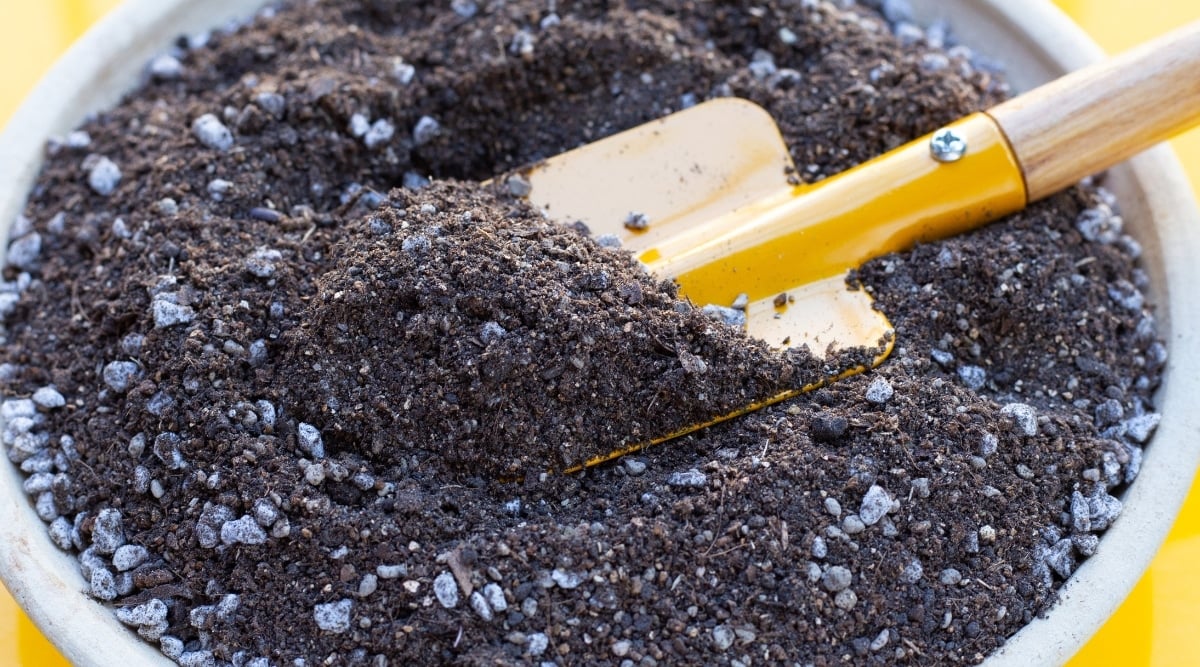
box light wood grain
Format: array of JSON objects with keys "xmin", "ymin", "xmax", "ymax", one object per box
[{"xmin": 989, "ymin": 20, "xmax": 1200, "ymax": 202}]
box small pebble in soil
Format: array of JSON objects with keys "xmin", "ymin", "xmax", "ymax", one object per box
[
  {"xmin": 871, "ymin": 629, "xmax": 891, "ymax": 652},
  {"xmin": 152, "ymin": 299, "xmax": 195, "ymax": 329},
  {"xmin": 1125, "ymin": 413, "xmax": 1161, "ymax": 443},
  {"xmin": 470, "ymin": 591, "xmax": 494, "ymax": 620},
  {"xmin": 252, "ymin": 498, "xmax": 279, "ymax": 526},
  {"xmin": 980, "ymin": 431, "xmax": 999, "ymax": 457},
  {"xmin": 0, "ymin": 294, "xmax": 19, "ymax": 319},
  {"xmin": 364, "ymin": 119, "xmax": 395, "ymax": 149},
  {"xmin": 245, "ymin": 247, "xmax": 283, "ymax": 277},
  {"xmin": 255, "ymin": 92, "xmax": 286, "ymax": 119},
  {"xmin": 701, "ymin": 304, "xmax": 746, "ymax": 328},
  {"xmin": 297, "ymin": 423, "xmax": 325, "ymax": 458},
  {"xmin": 358, "ymin": 573, "xmax": 378, "ymax": 598},
  {"xmin": 64, "ymin": 131, "xmax": 91, "ymax": 149},
  {"xmin": 1073, "ymin": 533, "xmax": 1100, "ymax": 557},
  {"xmin": 551, "ymin": 568, "xmax": 585, "ymax": 589},
  {"xmin": 712, "ymin": 624, "xmax": 735, "ymax": 651},
  {"xmin": 1076, "ymin": 208, "xmax": 1122, "ymax": 244},
  {"xmin": 115, "ymin": 599, "xmax": 168, "ymax": 632},
  {"xmin": 6, "ymin": 233, "xmax": 41, "ymax": 271},
  {"xmin": 835, "ymin": 589, "xmax": 858, "ymax": 611},
  {"xmin": 159, "ymin": 637, "xmax": 184, "ymax": 660},
  {"xmin": 483, "ymin": 583, "xmax": 506, "ymax": 611},
  {"xmin": 403, "ymin": 171, "xmax": 430, "ymax": 190},
  {"xmin": 376, "ymin": 564, "xmax": 405, "ymax": 579},
  {"xmin": 899, "ymin": 558, "xmax": 924, "ymax": 584},
  {"xmin": 1001, "ymin": 402, "xmax": 1039, "ymax": 436},
  {"xmin": 451, "ymin": 0, "xmax": 477, "ymax": 18},
  {"xmin": 860, "ymin": 485, "xmax": 892, "ymax": 525},
  {"xmin": 148, "ymin": 54, "xmax": 183, "ymax": 79},
  {"xmin": 48, "ymin": 518, "xmax": 72, "ymax": 550},
  {"xmin": 101, "ymin": 361, "xmax": 140, "ymax": 393},
  {"xmin": 313, "ymin": 599, "xmax": 353, "ymax": 633},
  {"xmin": 958, "ymin": 364, "xmax": 987, "ymax": 390},
  {"xmin": 220, "ymin": 516, "xmax": 268, "ymax": 545},
  {"xmin": 433, "ymin": 572, "xmax": 459, "ymax": 608},
  {"xmin": 90, "ymin": 569, "xmax": 118, "ymax": 601},
  {"xmin": 865, "ymin": 377, "xmax": 894, "ymax": 403},
  {"xmin": 824, "ymin": 497, "xmax": 842, "ymax": 517},
  {"xmin": 207, "ymin": 179, "xmax": 232, "ymax": 200},
  {"xmin": 821, "ymin": 565, "xmax": 852, "ymax": 592},
  {"xmin": 412, "ymin": 116, "xmax": 441, "ymax": 146},
  {"xmin": 479, "ymin": 321, "xmax": 507, "ymax": 344},
  {"xmin": 667, "ymin": 469, "xmax": 707, "ymax": 487},
  {"xmin": 348, "ymin": 114, "xmax": 370, "ymax": 138},
  {"xmin": 930, "ymin": 348, "xmax": 954, "ymax": 367},
  {"xmin": 811, "ymin": 536, "xmax": 828, "ymax": 559},
  {"xmin": 623, "ymin": 212, "xmax": 650, "ymax": 230},
  {"xmin": 392, "ymin": 59, "xmax": 416, "ymax": 85},
  {"xmin": 178, "ymin": 651, "xmax": 215, "ymax": 667},
  {"xmin": 939, "ymin": 568, "xmax": 963, "ymax": 585},
  {"xmin": 248, "ymin": 207, "xmax": 281, "ymax": 223},
  {"xmin": 31, "ymin": 387, "xmax": 65, "ymax": 409},
  {"xmin": 842, "ymin": 515, "xmax": 866, "ymax": 534},
  {"xmin": 86, "ymin": 157, "xmax": 122, "ymax": 196},
  {"xmin": 749, "ymin": 50, "xmax": 777, "ymax": 80},
  {"xmin": 112, "ymin": 544, "xmax": 149, "ymax": 571},
  {"xmin": 1045, "ymin": 538, "xmax": 1076, "ymax": 579},
  {"xmin": 527, "ymin": 632, "xmax": 549, "ymax": 656},
  {"xmin": 191, "ymin": 114, "xmax": 234, "ymax": 151}
]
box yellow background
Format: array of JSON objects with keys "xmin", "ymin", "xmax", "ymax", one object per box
[{"xmin": 1, "ymin": 1, "xmax": 1198, "ymax": 665}]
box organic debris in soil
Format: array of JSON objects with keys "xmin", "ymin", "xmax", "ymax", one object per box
[{"xmin": 0, "ymin": 0, "xmax": 1162, "ymax": 665}]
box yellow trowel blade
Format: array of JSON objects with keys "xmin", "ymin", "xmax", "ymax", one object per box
[
  {"xmin": 525, "ymin": 98, "xmax": 795, "ymax": 253},
  {"xmin": 524, "ymin": 97, "xmax": 894, "ymax": 361}
]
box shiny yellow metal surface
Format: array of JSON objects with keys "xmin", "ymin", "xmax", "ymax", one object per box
[
  {"xmin": 3, "ymin": 1, "xmax": 1200, "ymax": 665},
  {"xmin": 527, "ymin": 98, "xmax": 797, "ymax": 254},
  {"xmin": 655, "ymin": 113, "xmax": 1026, "ymax": 307}
]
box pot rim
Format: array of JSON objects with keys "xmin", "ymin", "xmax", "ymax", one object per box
[{"xmin": 2, "ymin": 1, "xmax": 1199, "ymax": 665}]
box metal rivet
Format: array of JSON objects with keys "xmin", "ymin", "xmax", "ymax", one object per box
[{"xmin": 930, "ymin": 128, "xmax": 968, "ymax": 163}]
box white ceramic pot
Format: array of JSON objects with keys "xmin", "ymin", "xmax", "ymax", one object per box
[{"xmin": 2, "ymin": 1, "xmax": 1198, "ymax": 664}]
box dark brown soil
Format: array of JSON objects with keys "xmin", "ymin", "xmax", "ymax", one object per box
[
  {"xmin": 280, "ymin": 183, "xmax": 863, "ymax": 478},
  {"xmin": 2, "ymin": 1, "xmax": 1161, "ymax": 666}
]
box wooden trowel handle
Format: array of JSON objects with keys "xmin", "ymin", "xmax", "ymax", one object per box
[{"xmin": 989, "ymin": 20, "xmax": 1200, "ymax": 202}]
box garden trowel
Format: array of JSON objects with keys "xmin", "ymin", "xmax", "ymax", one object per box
[{"xmin": 515, "ymin": 20, "xmax": 1200, "ymax": 471}]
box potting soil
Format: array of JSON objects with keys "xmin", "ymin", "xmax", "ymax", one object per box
[{"xmin": 0, "ymin": 1, "xmax": 1162, "ymax": 665}]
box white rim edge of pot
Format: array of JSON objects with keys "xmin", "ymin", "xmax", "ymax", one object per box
[{"xmin": 1, "ymin": 1, "xmax": 1198, "ymax": 665}]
